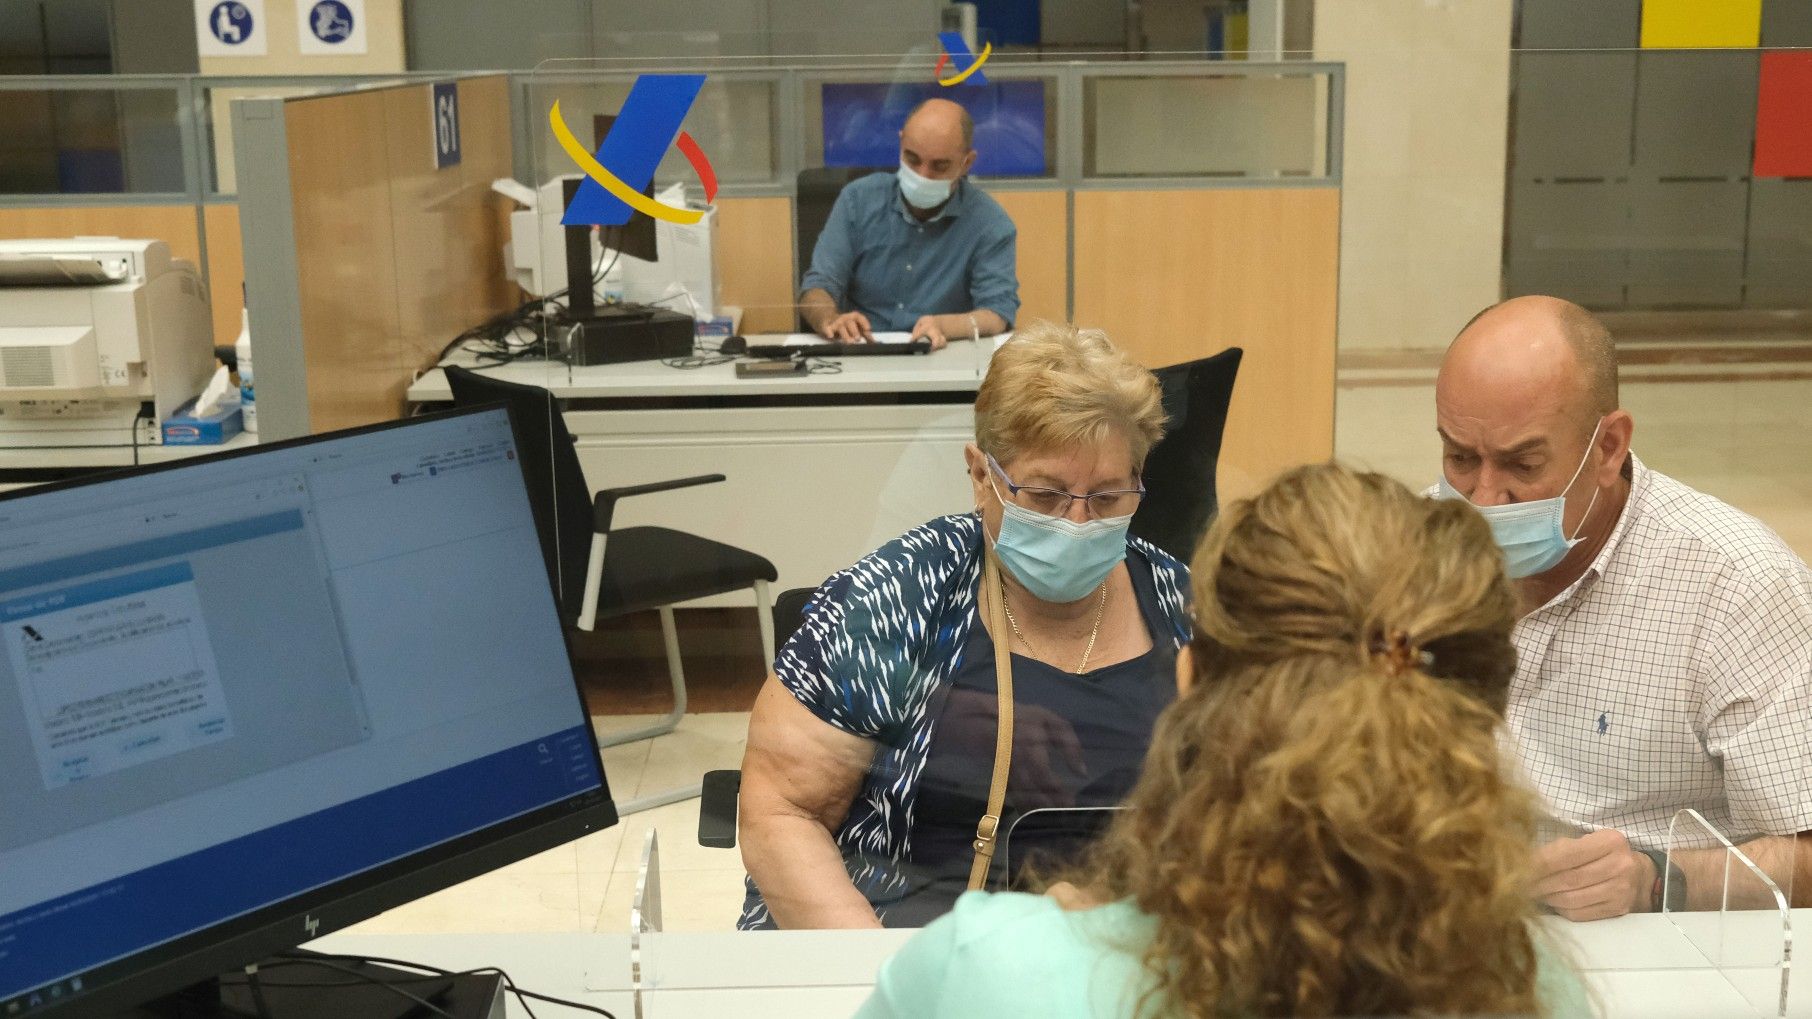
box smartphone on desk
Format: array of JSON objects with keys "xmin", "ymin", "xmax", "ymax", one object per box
[{"xmin": 735, "ymin": 359, "xmax": 808, "ymax": 379}]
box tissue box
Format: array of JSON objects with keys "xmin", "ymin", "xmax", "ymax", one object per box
[
  {"xmin": 694, "ymin": 305, "xmax": 742, "ymax": 339},
  {"xmin": 162, "ymin": 399, "xmax": 244, "ymax": 445}
]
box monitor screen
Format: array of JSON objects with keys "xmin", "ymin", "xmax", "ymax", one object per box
[
  {"xmin": 0, "ymin": 407, "xmax": 615, "ymax": 1015},
  {"xmin": 821, "ymin": 80, "xmax": 1048, "ymax": 177}
]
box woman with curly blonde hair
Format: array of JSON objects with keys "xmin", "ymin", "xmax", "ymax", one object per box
[{"xmin": 856, "ymin": 463, "xmax": 1592, "ymax": 1017}]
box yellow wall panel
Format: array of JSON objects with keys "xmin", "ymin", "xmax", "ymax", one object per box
[{"xmin": 1640, "ymin": 0, "xmax": 1762, "ymax": 48}]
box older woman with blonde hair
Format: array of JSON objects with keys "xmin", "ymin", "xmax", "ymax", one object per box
[
  {"xmin": 738, "ymin": 321, "xmax": 1192, "ymax": 929},
  {"xmin": 856, "ymin": 464, "xmax": 1594, "ymax": 1016}
]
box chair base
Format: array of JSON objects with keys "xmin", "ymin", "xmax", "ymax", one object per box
[{"xmin": 590, "ymin": 582, "xmax": 776, "ymax": 818}]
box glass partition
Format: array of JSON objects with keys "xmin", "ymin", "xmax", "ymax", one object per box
[
  {"xmin": 2, "ymin": 31, "xmax": 1801, "ymax": 1018},
  {"xmin": 0, "ymin": 81, "xmax": 189, "ymax": 195},
  {"xmin": 1083, "ymin": 69, "xmax": 1330, "ymax": 178}
]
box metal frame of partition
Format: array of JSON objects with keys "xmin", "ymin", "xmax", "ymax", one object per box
[
  {"xmin": 0, "ymin": 61, "xmax": 1344, "ymax": 209},
  {"xmin": 0, "ymin": 72, "xmax": 492, "ymax": 306},
  {"xmin": 0, "ymin": 72, "xmax": 481, "ymax": 204},
  {"xmin": 506, "ymin": 59, "xmax": 1345, "ymax": 197}
]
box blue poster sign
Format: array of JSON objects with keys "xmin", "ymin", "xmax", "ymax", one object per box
[{"xmin": 432, "ymin": 82, "xmax": 461, "ymax": 170}]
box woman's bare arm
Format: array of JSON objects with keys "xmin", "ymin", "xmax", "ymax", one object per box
[{"xmin": 740, "ymin": 675, "xmax": 883, "ymax": 928}]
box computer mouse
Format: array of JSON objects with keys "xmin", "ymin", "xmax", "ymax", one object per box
[{"xmin": 720, "ymin": 335, "xmax": 747, "ymax": 355}]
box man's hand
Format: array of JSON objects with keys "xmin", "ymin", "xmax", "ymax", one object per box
[
  {"xmin": 819, "ymin": 310, "xmax": 873, "ymax": 342},
  {"xmin": 908, "ymin": 315, "xmax": 949, "ymax": 351},
  {"xmin": 1534, "ymin": 828, "xmax": 1655, "ymax": 921}
]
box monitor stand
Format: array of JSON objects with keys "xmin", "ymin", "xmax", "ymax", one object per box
[{"xmin": 118, "ymin": 951, "xmax": 500, "ymax": 1018}]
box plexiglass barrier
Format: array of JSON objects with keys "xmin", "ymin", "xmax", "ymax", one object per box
[
  {"xmin": 1665, "ymin": 809, "xmax": 1793, "ymax": 1017},
  {"xmin": 1, "ymin": 36, "xmax": 1803, "ymax": 1019}
]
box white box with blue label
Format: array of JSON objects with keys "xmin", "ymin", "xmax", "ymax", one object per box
[{"xmin": 162, "ymin": 399, "xmax": 244, "ymax": 445}]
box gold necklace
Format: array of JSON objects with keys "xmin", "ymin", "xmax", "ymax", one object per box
[{"xmin": 998, "ymin": 578, "xmax": 1110, "ymax": 674}]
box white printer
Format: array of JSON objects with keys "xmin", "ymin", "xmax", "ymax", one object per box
[{"xmin": 0, "ymin": 237, "xmax": 214, "ymax": 447}]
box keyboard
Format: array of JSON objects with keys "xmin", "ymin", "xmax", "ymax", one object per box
[{"xmin": 745, "ymin": 340, "xmax": 933, "ymax": 359}]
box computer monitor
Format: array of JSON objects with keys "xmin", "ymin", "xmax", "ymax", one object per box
[
  {"xmin": 591, "ymin": 113, "xmax": 658, "ymax": 263},
  {"xmin": 0, "ymin": 406, "xmax": 617, "ymax": 1016}
]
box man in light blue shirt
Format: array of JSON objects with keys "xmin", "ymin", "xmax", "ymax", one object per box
[{"xmin": 799, "ymin": 98, "xmax": 1019, "ymax": 348}]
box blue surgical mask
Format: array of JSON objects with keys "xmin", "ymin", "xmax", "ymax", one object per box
[
  {"xmin": 1436, "ymin": 419, "xmax": 1605, "ymax": 580},
  {"xmin": 986, "ymin": 477, "xmax": 1131, "ymax": 603},
  {"xmin": 897, "ymin": 161, "xmax": 955, "ymax": 210}
]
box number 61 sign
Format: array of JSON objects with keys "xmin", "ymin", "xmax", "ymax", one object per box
[{"xmin": 431, "ymin": 82, "xmax": 461, "ymax": 170}]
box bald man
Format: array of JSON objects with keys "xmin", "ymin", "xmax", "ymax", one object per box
[
  {"xmin": 1435, "ymin": 296, "xmax": 1812, "ymax": 922},
  {"xmin": 798, "ymin": 98, "xmax": 1018, "ymax": 349}
]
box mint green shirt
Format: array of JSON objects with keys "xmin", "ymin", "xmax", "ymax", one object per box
[{"xmin": 855, "ymin": 892, "xmax": 1594, "ymax": 1018}]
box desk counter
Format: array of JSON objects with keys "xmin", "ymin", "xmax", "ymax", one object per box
[
  {"xmin": 316, "ymin": 909, "xmax": 1810, "ymax": 1018},
  {"xmin": 405, "ymin": 334, "xmax": 998, "ymax": 403},
  {"xmin": 407, "ymin": 336, "xmax": 1005, "ymax": 604}
]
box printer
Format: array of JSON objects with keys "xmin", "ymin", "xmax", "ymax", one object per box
[{"xmin": 0, "ymin": 237, "xmax": 214, "ymax": 448}]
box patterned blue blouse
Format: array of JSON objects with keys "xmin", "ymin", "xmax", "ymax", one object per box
[{"xmin": 740, "ymin": 513, "xmax": 1193, "ymax": 929}]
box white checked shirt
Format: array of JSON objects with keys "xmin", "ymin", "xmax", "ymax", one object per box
[{"xmin": 1508, "ymin": 454, "xmax": 1812, "ymax": 851}]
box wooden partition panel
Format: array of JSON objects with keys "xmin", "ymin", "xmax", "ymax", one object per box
[
  {"xmin": 1073, "ymin": 188, "xmax": 1340, "ymax": 502},
  {"xmin": 281, "ymin": 75, "xmax": 515, "ymax": 433},
  {"xmin": 715, "ymin": 196, "xmax": 795, "ymax": 333},
  {"xmin": 992, "ymin": 190, "xmax": 1069, "ymax": 327},
  {"xmin": 0, "ymin": 204, "xmax": 246, "ymax": 347},
  {"xmin": 203, "ymin": 204, "xmax": 244, "ymax": 348}
]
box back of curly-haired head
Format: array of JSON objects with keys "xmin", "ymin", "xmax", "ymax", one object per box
[{"xmin": 1065, "ymin": 463, "xmax": 1547, "ymax": 1017}]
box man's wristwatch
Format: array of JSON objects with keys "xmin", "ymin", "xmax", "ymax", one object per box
[{"xmin": 1637, "ymin": 847, "xmax": 1688, "ymax": 912}]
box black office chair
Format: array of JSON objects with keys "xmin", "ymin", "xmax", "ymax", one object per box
[
  {"xmin": 794, "ymin": 166, "xmax": 885, "ymax": 329},
  {"xmin": 444, "ymin": 366, "xmax": 779, "ymax": 815},
  {"xmin": 697, "ymin": 584, "xmax": 817, "ymax": 849},
  {"xmin": 1129, "ymin": 347, "xmax": 1244, "ymax": 564}
]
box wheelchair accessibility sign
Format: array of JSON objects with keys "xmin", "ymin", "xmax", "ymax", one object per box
[
  {"xmin": 195, "ymin": 0, "xmax": 267, "ymax": 56},
  {"xmin": 298, "ymin": 0, "xmax": 368, "ymax": 55}
]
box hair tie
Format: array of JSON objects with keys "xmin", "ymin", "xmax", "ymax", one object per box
[{"xmin": 1368, "ymin": 629, "xmax": 1431, "ymax": 677}]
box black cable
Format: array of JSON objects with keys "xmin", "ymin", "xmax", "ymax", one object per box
[
  {"xmin": 241, "ymin": 964, "xmax": 274, "ymax": 1019},
  {"xmin": 279, "ymin": 951, "xmax": 619, "ymax": 1019},
  {"xmin": 259, "ymin": 956, "xmax": 456, "ymax": 1019}
]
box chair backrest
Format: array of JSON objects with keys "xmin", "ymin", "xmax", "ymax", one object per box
[
  {"xmin": 794, "ymin": 166, "xmax": 885, "ymax": 295},
  {"xmin": 444, "ymin": 366, "xmax": 593, "ymax": 624},
  {"xmin": 773, "ymin": 587, "xmax": 816, "ymax": 646},
  {"xmin": 1129, "ymin": 347, "xmax": 1244, "ymax": 564}
]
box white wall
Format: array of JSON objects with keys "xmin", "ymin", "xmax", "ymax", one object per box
[
  {"xmin": 1315, "ymin": 0, "xmax": 1514, "ymax": 351},
  {"xmin": 197, "ymin": 0, "xmax": 405, "ymax": 75}
]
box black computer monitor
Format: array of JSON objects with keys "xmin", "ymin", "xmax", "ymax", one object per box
[
  {"xmin": 0, "ymin": 406, "xmax": 617, "ymax": 1016},
  {"xmin": 591, "ymin": 113, "xmax": 658, "ymax": 264}
]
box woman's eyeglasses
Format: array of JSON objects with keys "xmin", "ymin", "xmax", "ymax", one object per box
[{"xmin": 988, "ymin": 454, "xmax": 1145, "ymax": 519}]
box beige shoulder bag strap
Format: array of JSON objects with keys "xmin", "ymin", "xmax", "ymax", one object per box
[{"xmin": 968, "ymin": 551, "xmax": 1015, "ymax": 891}]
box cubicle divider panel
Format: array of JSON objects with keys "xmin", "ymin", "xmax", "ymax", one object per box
[
  {"xmin": 275, "ymin": 75, "xmax": 516, "ymax": 434},
  {"xmin": 714, "ymin": 196, "xmax": 796, "ymax": 334},
  {"xmin": 1073, "ymin": 187, "xmax": 1340, "ymax": 503},
  {"xmin": 281, "ymin": 85, "xmax": 407, "ymax": 435},
  {"xmin": 991, "ymin": 190, "xmax": 1070, "ymax": 327},
  {"xmin": 376, "ymin": 75, "xmax": 518, "ymax": 384},
  {"xmin": 202, "ymin": 204, "xmax": 245, "ymax": 349}
]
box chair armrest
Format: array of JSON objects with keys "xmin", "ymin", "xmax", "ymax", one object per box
[
  {"xmin": 697, "ymin": 769, "xmax": 742, "ymax": 849},
  {"xmin": 592, "ymin": 473, "xmax": 727, "ymax": 532}
]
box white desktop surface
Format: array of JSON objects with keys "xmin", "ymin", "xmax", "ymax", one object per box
[
  {"xmin": 313, "ymin": 910, "xmax": 1811, "ymax": 1018},
  {"xmin": 406, "ymin": 332, "xmax": 1005, "ymax": 402}
]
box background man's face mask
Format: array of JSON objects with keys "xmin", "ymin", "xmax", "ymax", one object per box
[
  {"xmin": 1437, "ymin": 418, "xmax": 1605, "ymax": 579},
  {"xmin": 897, "ymin": 162, "xmax": 955, "ymax": 210}
]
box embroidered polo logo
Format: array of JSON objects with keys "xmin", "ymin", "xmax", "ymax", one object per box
[{"xmin": 1596, "ymin": 712, "xmax": 1609, "ymax": 736}]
